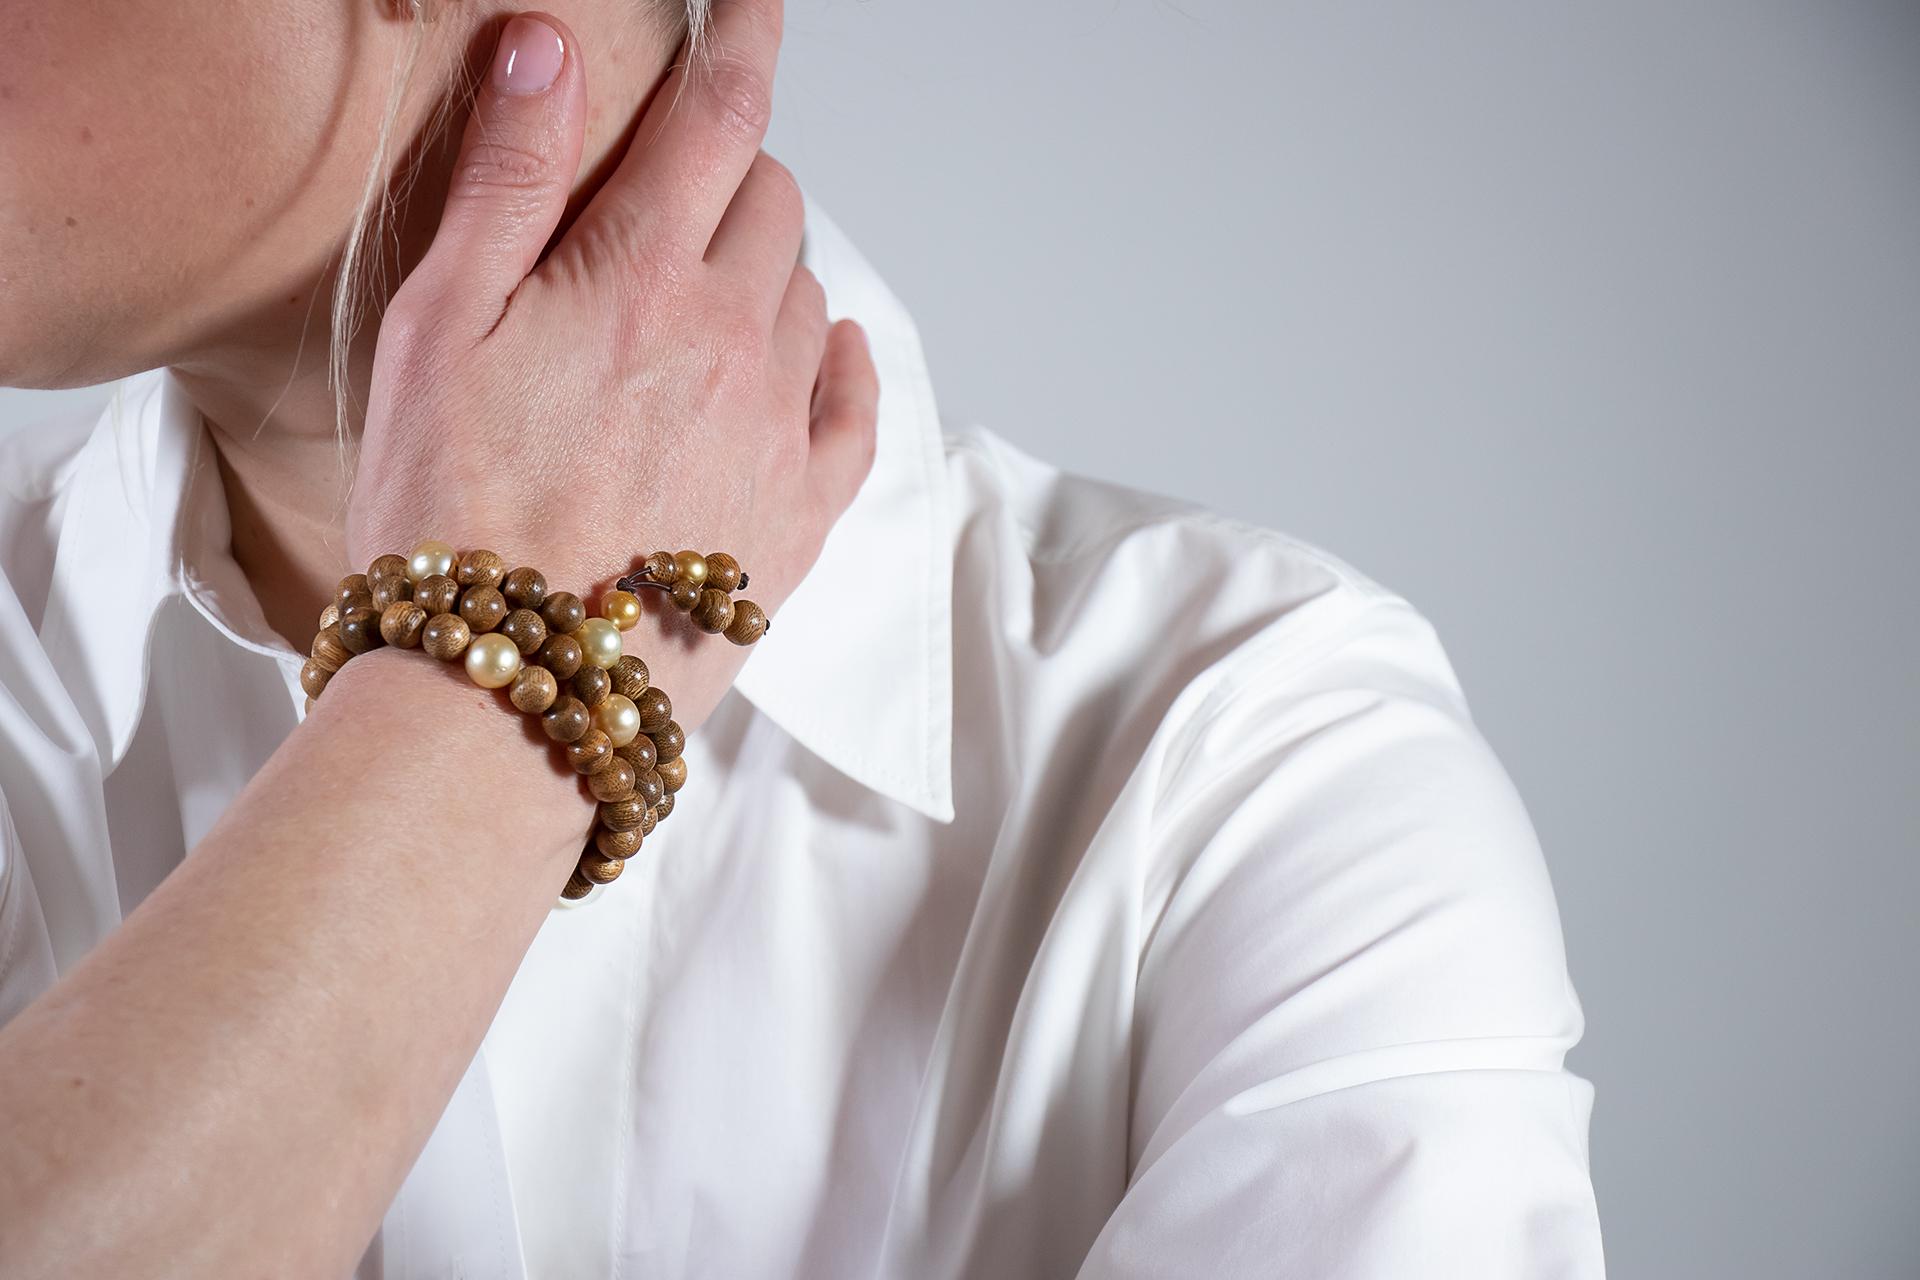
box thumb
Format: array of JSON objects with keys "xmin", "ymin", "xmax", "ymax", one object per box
[{"xmin": 406, "ymin": 11, "xmax": 585, "ymax": 335}]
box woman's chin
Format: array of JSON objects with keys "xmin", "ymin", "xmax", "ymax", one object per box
[{"xmin": 0, "ymin": 327, "xmax": 148, "ymax": 392}]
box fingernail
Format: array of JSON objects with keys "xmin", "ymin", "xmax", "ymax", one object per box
[{"xmin": 491, "ymin": 14, "xmax": 564, "ymax": 95}]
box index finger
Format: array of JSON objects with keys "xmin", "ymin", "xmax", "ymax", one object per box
[{"xmin": 562, "ymin": 0, "xmax": 785, "ymax": 270}]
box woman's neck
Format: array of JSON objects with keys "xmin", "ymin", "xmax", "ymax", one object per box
[
  {"xmin": 169, "ymin": 286, "xmax": 385, "ymax": 653},
  {"xmin": 168, "ymin": 13, "xmax": 677, "ymax": 651}
]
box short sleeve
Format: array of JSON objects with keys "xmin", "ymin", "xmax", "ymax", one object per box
[{"xmin": 1076, "ymin": 598, "xmax": 1605, "ymax": 1278}]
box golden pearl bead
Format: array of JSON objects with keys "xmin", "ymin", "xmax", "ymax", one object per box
[
  {"xmin": 577, "ymin": 616, "xmax": 624, "ymax": 670},
  {"xmin": 407, "ymin": 539, "xmax": 456, "ymax": 584},
  {"xmin": 673, "ymin": 549, "xmax": 708, "ymax": 586},
  {"xmin": 594, "ymin": 693, "xmax": 642, "ymax": 747},
  {"xmin": 600, "ymin": 589, "xmax": 643, "ymax": 632},
  {"xmin": 464, "ymin": 632, "xmax": 522, "ymax": 689}
]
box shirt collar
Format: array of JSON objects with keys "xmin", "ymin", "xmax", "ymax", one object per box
[{"xmin": 45, "ymin": 194, "xmax": 956, "ymax": 825}]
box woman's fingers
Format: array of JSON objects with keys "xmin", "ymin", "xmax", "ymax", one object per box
[
  {"xmin": 708, "ymin": 150, "xmax": 807, "ymax": 324},
  {"xmin": 557, "ymin": 0, "xmax": 785, "ymax": 272},
  {"xmin": 773, "ymin": 260, "xmax": 829, "ymax": 398},
  {"xmin": 403, "ymin": 12, "xmax": 587, "ymax": 336},
  {"xmin": 807, "ymin": 319, "xmax": 880, "ymax": 515}
]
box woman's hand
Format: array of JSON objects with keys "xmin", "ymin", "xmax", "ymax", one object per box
[{"xmin": 348, "ymin": 4, "xmax": 877, "ymax": 736}]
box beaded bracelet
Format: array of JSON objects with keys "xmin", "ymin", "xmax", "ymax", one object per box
[{"xmin": 299, "ymin": 540, "xmax": 768, "ymax": 901}]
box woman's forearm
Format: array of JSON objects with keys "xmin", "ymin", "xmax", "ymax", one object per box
[{"xmin": 0, "ymin": 649, "xmax": 588, "ymax": 1277}]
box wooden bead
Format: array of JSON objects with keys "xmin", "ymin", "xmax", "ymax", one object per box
[
  {"xmin": 703, "ymin": 552, "xmax": 743, "ymax": 593},
  {"xmin": 367, "ymin": 553, "xmax": 409, "ymax": 585},
  {"xmin": 500, "ymin": 608, "xmax": 548, "ymax": 657},
  {"xmin": 614, "ymin": 735, "xmax": 657, "ymax": 773},
  {"xmin": 541, "ymin": 695, "xmax": 591, "ymax": 744},
  {"xmin": 310, "ymin": 627, "xmax": 352, "ymax": 672},
  {"xmin": 653, "ymin": 792, "xmax": 674, "ymax": 822},
  {"xmin": 421, "ymin": 612, "xmax": 472, "ymax": 661},
  {"xmin": 572, "ymin": 664, "xmax": 611, "ymax": 708},
  {"xmin": 652, "ymin": 720, "xmax": 684, "ymax": 763},
  {"xmin": 611, "ymin": 655, "xmax": 650, "ymax": 701},
  {"xmin": 673, "ymin": 549, "xmax": 708, "ymax": 587},
  {"xmin": 669, "ymin": 579, "xmax": 700, "ymax": 612},
  {"xmin": 638, "ymin": 805, "xmax": 659, "ymax": 837},
  {"xmin": 635, "ymin": 686, "xmax": 672, "ymax": 733},
  {"xmin": 509, "ymin": 665, "xmax": 559, "ymax": 714},
  {"xmin": 338, "ymin": 605, "xmax": 383, "ymax": 655},
  {"xmin": 501, "ymin": 566, "xmax": 548, "ymax": 610},
  {"xmin": 724, "ymin": 599, "xmax": 768, "ymax": 646},
  {"xmin": 455, "ymin": 548, "xmax": 506, "ymax": 590},
  {"xmin": 535, "ymin": 634, "xmax": 584, "ymax": 680},
  {"xmin": 407, "ymin": 539, "xmax": 456, "ymax": 584},
  {"xmin": 316, "ymin": 601, "xmax": 341, "ymax": 632},
  {"xmin": 561, "ymin": 870, "xmax": 596, "ymax": 900},
  {"xmin": 598, "ymin": 797, "xmax": 647, "ymax": 832},
  {"xmin": 379, "ymin": 601, "xmax": 428, "ymax": 648},
  {"xmin": 369, "ymin": 574, "xmax": 413, "ymax": 611},
  {"xmin": 458, "ymin": 585, "xmax": 507, "ymax": 634},
  {"xmin": 567, "ymin": 728, "xmax": 613, "ymax": 774},
  {"xmin": 336, "ymin": 574, "xmax": 371, "ymax": 611},
  {"xmin": 593, "ymin": 693, "xmax": 641, "ymax": 747},
  {"xmin": 303, "ymin": 696, "xmax": 317, "ymax": 718},
  {"xmin": 589, "ymin": 757, "xmax": 637, "ymax": 803},
  {"xmin": 628, "ymin": 767, "xmax": 662, "ymax": 809},
  {"xmin": 691, "ymin": 588, "xmax": 734, "ymax": 634},
  {"xmin": 577, "ymin": 617, "xmax": 624, "ymax": 670},
  {"xmin": 464, "ymin": 632, "xmax": 522, "ymax": 689},
  {"xmin": 415, "ymin": 574, "xmax": 460, "ymax": 616},
  {"xmin": 580, "ymin": 854, "xmax": 626, "ymax": 885},
  {"xmin": 299, "ymin": 660, "xmax": 331, "ymax": 699},
  {"xmin": 642, "ymin": 550, "xmax": 677, "ymax": 584},
  {"xmin": 541, "ymin": 591, "xmax": 586, "ymax": 636},
  {"xmin": 595, "ymin": 826, "xmax": 642, "ymax": 859},
  {"xmin": 656, "ymin": 754, "xmax": 687, "ymax": 794}
]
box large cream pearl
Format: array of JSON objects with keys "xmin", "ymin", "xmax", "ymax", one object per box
[
  {"xmin": 464, "ymin": 632, "xmax": 523, "ymax": 689},
  {"xmin": 594, "ymin": 693, "xmax": 642, "ymax": 747},
  {"xmin": 577, "ymin": 616, "xmax": 625, "ymax": 670},
  {"xmin": 407, "ymin": 538, "xmax": 457, "ymax": 585}
]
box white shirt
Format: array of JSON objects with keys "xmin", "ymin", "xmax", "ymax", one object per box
[{"xmin": 0, "ymin": 196, "xmax": 1605, "ymax": 1278}]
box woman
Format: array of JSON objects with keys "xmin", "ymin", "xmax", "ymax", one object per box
[{"xmin": 0, "ymin": 2, "xmax": 1605, "ymax": 1276}]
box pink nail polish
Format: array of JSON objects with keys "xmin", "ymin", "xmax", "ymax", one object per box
[{"xmin": 491, "ymin": 14, "xmax": 564, "ymax": 95}]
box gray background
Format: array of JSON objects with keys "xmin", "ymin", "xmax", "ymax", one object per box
[{"xmin": 5, "ymin": 2, "xmax": 1916, "ymax": 1275}]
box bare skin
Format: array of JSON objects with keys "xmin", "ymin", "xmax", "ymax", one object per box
[{"xmin": 0, "ymin": 1, "xmax": 877, "ymax": 1274}]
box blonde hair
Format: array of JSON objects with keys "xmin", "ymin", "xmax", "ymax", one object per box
[{"xmin": 322, "ymin": 2, "xmax": 715, "ymax": 460}]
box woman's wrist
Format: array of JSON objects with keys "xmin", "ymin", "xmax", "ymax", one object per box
[{"xmin": 307, "ymin": 644, "xmax": 593, "ymax": 874}]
